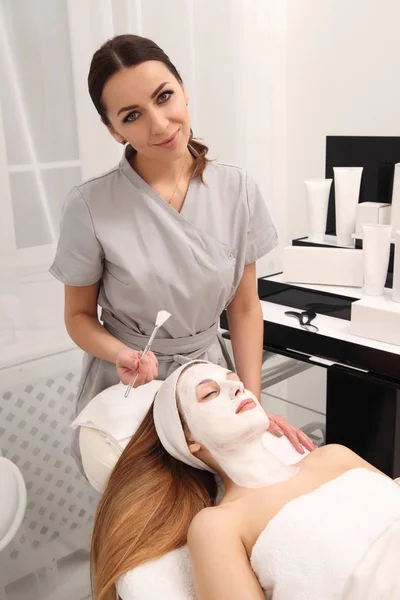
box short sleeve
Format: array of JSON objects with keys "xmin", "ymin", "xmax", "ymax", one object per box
[
  {"xmin": 49, "ymin": 186, "xmax": 104, "ymax": 286},
  {"xmin": 245, "ymin": 173, "xmax": 278, "ymax": 265}
]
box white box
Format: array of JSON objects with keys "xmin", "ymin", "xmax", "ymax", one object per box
[
  {"xmin": 350, "ymin": 295, "xmax": 400, "ymax": 346},
  {"xmin": 283, "ymin": 246, "xmax": 364, "ymax": 287},
  {"xmin": 391, "ymin": 163, "xmax": 400, "ymax": 236},
  {"xmin": 393, "ymin": 231, "xmax": 400, "ymax": 303},
  {"xmin": 355, "ymin": 202, "xmax": 391, "ymax": 236}
]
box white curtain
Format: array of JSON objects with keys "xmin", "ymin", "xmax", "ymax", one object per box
[
  {"xmin": 0, "ymin": 0, "xmax": 278, "ymax": 372},
  {"xmin": 0, "ymin": 0, "xmax": 82, "ymax": 371}
]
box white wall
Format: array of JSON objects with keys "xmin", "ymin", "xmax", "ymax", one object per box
[
  {"xmin": 285, "ymin": 0, "xmax": 400, "ymax": 242},
  {"xmin": 266, "ymin": 0, "xmax": 400, "ymax": 425}
]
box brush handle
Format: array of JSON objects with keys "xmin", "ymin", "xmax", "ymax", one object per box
[
  {"xmin": 142, "ymin": 325, "xmax": 159, "ymax": 356},
  {"xmin": 124, "ymin": 326, "xmax": 160, "ymax": 398},
  {"xmin": 124, "ymin": 371, "xmax": 139, "ymax": 398},
  {"xmin": 123, "ymin": 349, "xmax": 151, "ymax": 398}
]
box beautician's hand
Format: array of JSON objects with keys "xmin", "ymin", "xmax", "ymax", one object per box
[
  {"xmin": 266, "ymin": 412, "xmax": 317, "ymax": 454},
  {"xmin": 116, "ymin": 347, "xmax": 158, "ymax": 387}
]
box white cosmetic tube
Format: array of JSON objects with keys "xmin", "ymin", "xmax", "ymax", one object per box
[
  {"xmin": 393, "ymin": 231, "xmax": 400, "ymax": 303},
  {"xmin": 333, "ymin": 167, "xmax": 363, "ymax": 246},
  {"xmin": 304, "ymin": 179, "xmax": 332, "ymax": 242},
  {"xmin": 390, "ymin": 163, "xmax": 400, "ymax": 237},
  {"xmin": 362, "ymin": 224, "xmax": 392, "ymax": 296}
]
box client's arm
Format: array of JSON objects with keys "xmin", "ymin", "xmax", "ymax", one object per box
[{"xmin": 187, "ymin": 509, "xmax": 265, "ymax": 600}]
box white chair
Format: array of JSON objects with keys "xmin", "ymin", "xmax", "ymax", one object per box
[
  {"xmin": 79, "ymin": 427, "xmax": 120, "ymax": 493},
  {"xmin": 0, "ymin": 456, "xmax": 27, "ymax": 552}
]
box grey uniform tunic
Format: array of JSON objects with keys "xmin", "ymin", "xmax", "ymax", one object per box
[{"xmin": 50, "ymin": 146, "xmax": 277, "ymax": 469}]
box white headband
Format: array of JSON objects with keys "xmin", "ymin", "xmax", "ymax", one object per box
[{"xmin": 153, "ymin": 360, "xmax": 216, "ymax": 474}]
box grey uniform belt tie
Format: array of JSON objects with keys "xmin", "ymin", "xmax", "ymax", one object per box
[{"xmin": 102, "ymin": 310, "xmax": 220, "ymax": 364}]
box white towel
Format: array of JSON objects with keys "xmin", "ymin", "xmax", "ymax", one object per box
[
  {"xmin": 250, "ymin": 468, "xmax": 400, "ymax": 600},
  {"xmin": 342, "ymin": 519, "xmax": 400, "ymax": 599},
  {"xmin": 71, "ymin": 380, "xmax": 162, "ymax": 452},
  {"xmin": 116, "ymin": 545, "xmax": 196, "ymax": 600}
]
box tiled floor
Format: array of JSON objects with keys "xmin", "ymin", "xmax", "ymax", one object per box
[{"xmin": 0, "ymin": 368, "xmax": 99, "ymax": 600}]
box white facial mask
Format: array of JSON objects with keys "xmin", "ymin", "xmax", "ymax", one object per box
[
  {"xmin": 178, "ymin": 364, "xmax": 270, "ymax": 450},
  {"xmin": 177, "ymin": 364, "xmax": 298, "ymax": 488}
]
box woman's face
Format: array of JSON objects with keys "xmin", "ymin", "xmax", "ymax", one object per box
[
  {"xmin": 177, "ymin": 364, "xmax": 270, "ymax": 452},
  {"xmin": 102, "ymin": 60, "xmax": 190, "ymax": 162}
]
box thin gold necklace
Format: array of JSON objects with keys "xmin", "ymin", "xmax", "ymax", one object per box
[{"xmin": 168, "ymin": 154, "xmax": 188, "ymax": 205}]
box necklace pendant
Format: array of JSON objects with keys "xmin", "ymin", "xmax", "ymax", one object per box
[{"xmin": 167, "ymin": 154, "xmax": 188, "ymax": 206}]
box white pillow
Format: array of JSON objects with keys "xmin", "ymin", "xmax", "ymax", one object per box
[{"xmin": 71, "ymin": 380, "xmax": 163, "ymax": 453}]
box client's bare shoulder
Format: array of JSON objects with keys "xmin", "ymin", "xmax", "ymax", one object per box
[
  {"xmin": 308, "ymin": 443, "xmax": 388, "ymax": 477},
  {"xmin": 187, "ymin": 504, "xmax": 267, "ymax": 599},
  {"xmin": 187, "ymin": 504, "xmax": 237, "ymax": 550}
]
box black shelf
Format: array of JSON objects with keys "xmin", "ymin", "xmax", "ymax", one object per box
[
  {"xmin": 325, "ymin": 136, "xmax": 400, "ymax": 235},
  {"xmin": 257, "ymin": 275, "xmax": 358, "ymax": 321},
  {"xmin": 219, "ymin": 274, "xmax": 400, "ymax": 383}
]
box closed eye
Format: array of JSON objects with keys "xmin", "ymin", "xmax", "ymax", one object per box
[{"xmin": 203, "ymin": 390, "xmax": 217, "ymax": 399}]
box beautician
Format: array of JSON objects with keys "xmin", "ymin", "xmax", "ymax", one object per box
[{"xmin": 50, "ymin": 34, "xmax": 315, "ymax": 472}]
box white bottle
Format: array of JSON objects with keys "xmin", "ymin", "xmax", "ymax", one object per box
[
  {"xmin": 393, "ymin": 230, "xmax": 400, "ymax": 303},
  {"xmin": 362, "ymin": 224, "xmax": 391, "ymax": 296},
  {"xmin": 333, "ymin": 167, "xmax": 363, "ymax": 246},
  {"xmin": 304, "ymin": 179, "xmax": 332, "ymax": 243}
]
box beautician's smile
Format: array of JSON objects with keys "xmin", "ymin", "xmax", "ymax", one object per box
[
  {"xmin": 235, "ymin": 399, "xmax": 256, "ymax": 414},
  {"xmin": 154, "ymin": 129, "xmax": 180, "ymax": 149}
]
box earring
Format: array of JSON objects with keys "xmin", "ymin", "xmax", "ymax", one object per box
[
  {"xmin": 121, "ymin": 140, "xmax": 127, "ymax": 145},
  {"xmin": 186, "ymin": 102, "xmax": 188, "ymax": 106}
]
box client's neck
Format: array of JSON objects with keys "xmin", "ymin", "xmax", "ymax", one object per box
[{"xmin": 217, "ymin": 433, "xmax": 298, "ymax": 491}]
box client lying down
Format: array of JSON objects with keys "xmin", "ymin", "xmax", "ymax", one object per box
[{"xmin": 91, "ymin": 361, "xmax": 400, "ymax": 600}]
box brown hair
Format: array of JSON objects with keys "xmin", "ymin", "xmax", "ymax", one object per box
[
  {"xmin": 88, "ymin": 34, "xmax": 210, "ymax": 179},
  {"xmin": 90, "ymin": 405, "xmax": 218, "ymax": 600}
]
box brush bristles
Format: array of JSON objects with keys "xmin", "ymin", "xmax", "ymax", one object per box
[{"xmin": 156, "ymin": 311, "xmax": 171, "ymax": 326}]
